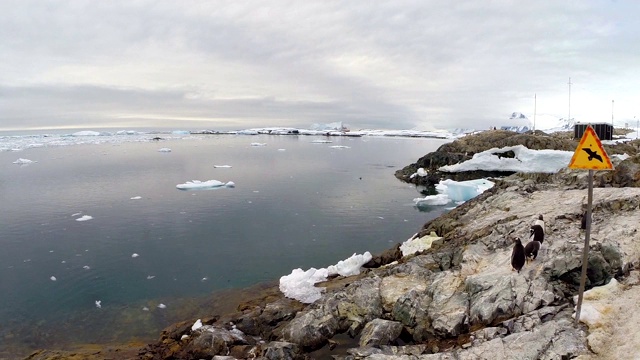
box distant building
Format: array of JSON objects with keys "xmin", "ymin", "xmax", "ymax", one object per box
[{"xmin": 574, "ymin": 123, "xmax": 613, "ymax": 141}]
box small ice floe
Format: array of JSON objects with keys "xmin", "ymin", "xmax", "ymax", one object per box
[
  {"xmin": 75, "ymin": 215, "xmax": 93, "ymax": 222},
  {"xmin": 131, "ymin": 253, "xmax": 139, "ymax": 258},
  {"xmin": 158, "ymin": 148, "xmax": 172, "ymax": 152},
  {"xmin": 277, "ymin": 148, "xmax": 286, "ymax": 151},
  {"xmin": 191, "ymin": 319, "xmax": 203, "ymax": 331},
  {"xmin": 50, "ymin": 276, "xmax": 57, "ymax": 281},
  {"xmin": 13, "ymin": 158, "xmax": 36, "ymax": 165},
  {"xmin": 377, "ymin": 216, "xmax": 384, "ymax": 219},
  {"xmin": 250, "ymin": 142, "xmax": 267, "ymax": 146},
  {"xmin": 61, "ymin": 260, "xmax": 66, "ymax": 264},
  {"xmin": 130, "ymin": 196, "xmax": 142, "ymax": 200},
  {"xmin": 414, "ymin": 194, "xmax": 451, "ymax": 206},
  {"xmin": 176, "ymin": 180, "xmax": 235, "ymax": 190},
  {"xmin": 95, "ymin": 300, "xmax": 101, "ymax": 308},
  {"xmin": 201, "ymin": 277, "xmax": 208, "ymax": 282},
  {"xmin": 157, "ymin": 303, "xmax": 167, "ymax": 309},
  {"xmin": 311, "ymin": 139, "xmax": 332, "ymax": 144},
  {"xmin": 71, "ymin": 212, "xmax": 82, "ymax": 217},
  {"xmin": 23, "ymin": 259, "xmax": 31, "ymax": 263},
  {"xmin": 213, "ymin": 165, "xmax": 232, "ymax": 168},
  {"xmin": 329, "ymin": 145, "xmax": 350, "ymax": 149},
  {"xmin": 142, "ymin": 306, "xmax": 149, "ymax": 311},
  {"xmin": 146, "ymin": 275, "xmax": 155, "ymax": 279},
  {"xmin": 83, "ymin": 265, "xmax": 91, "ymax": 270}
]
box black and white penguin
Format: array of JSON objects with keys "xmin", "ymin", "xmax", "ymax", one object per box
[
  {"xmin": 524, "ymin": 239, "xmax": 540, "ymax": 262},
  {"xmin": 530, "ymin": 224, "xmax": 544, "ymax": 244},
  {"xmin": 511, "ymin": 237, "xmax": 526, "ymax": 273},
  {"xmin": 534, "ymin": 214, "xmax": 545, "ymax": 233}
]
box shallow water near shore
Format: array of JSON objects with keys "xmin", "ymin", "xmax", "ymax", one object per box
[{"xmin": 0, "ymin": 133, "xmax": 448, "ymax": 358}]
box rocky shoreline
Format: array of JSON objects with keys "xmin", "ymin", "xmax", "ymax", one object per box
[{"xmin": 25, "ymin": 130, "xmax": 640, "ymax": 359}]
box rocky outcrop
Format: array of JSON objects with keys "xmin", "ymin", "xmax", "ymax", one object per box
[{"xmin": 394, "ymin": 130, "xmax": 640, "ymax": 186}]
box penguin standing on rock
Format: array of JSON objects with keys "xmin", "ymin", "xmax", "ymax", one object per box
[
  {"xmin": 510, "ymin": 237, "xmax": 526, "ymax": 273},
  {"xmin": 524, "ymin": 239, "xmax": 541, "ymax": 262},
  {"xmin": 530, "ymin": 224, "xmax": 545, "ymax": 244},
  {"xmin": 534, "ymin": 215, "xmax": 545, "ymax": 233}
]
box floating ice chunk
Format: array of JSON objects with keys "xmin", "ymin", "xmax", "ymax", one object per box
[
  {"xmin": 330, "ymin": 145, "xmax": 350, "ymax": 149},
  {"xmin": 131, "ymin": 253, "xmax": 139, "ymax": 258},
  {"xmin": 158, "ymin": 148, "xmax": 171, "ymax": 152},
  {"xmin": 142, "ymin": 307, "xmax": 149, "ymax": 311},
  {"xmin": 414, "ymin": 194, "xmax": 451, "ymax": 206},
  {"xmin": 201, "ymin": 277, "xmax": 208, "ymax": 282},
  {"xmin": 75, "ymin": 215, "xmax": 93, "ymax": 222},
  {"xmin": 176, "ymin": 180, "xmax": 235, "ymax": 190},
  {"xmin": 400, "ymin": 232, "xmax": 443, "ymax": 256},
  {"xmin": 95, "ymin": 300, "xmax": 101, "ymax": 308},
  {"xmin": 50, "ymin": 276, "xmax": 57, "ymax": 281},
  {"xmin": 436, "ymin": 179, "xmax": 494, "ymax": 202},
  {"xmin": 157, "ymin": 303, "xmax": 167, "ymax": 309},
  {"xmin": 311, "ymin": 139, "xmax": 332, "ymax": 143},
  {"xmin": 130, "ymin": 196, "xmax": 142, "ymax": 200},
  {"xmin": 237, "ymin": 129, "xmax": 259, "ymax": 135},
  {"xmin": 279, "ymin": 268, "xmax": 329, "ymax": 304},
  {"xmin": 326, "ymin": 252, "xmax": 372, "ymax": 277},
  {"xmin": 72, "ymin": 131, "xmax": 101, "ymax": 136},
  {"xmin": 250, "ymin": 142, "xmax": 267, "ymax": 146},
  {"xmin": 191, "ymin": 319, "xmax": 203, "ymax": 331},
  {"xmin": 83, "ymin": 265, "xmax": 91, "ymax": 270},
  {"xmin": 71, "ymin": 212, "xmax": 82, "ymax": 217},
  {"xmin": 213, "ymin": 165, "xmax": 232, "ymax": 168},
  {"xmin": 171, "ymin": 130, "xmax": 190, "ymax": 135},
  {"xmin": 277, "ymin": 149, "xmax": 286, "ymax": 151},
  {"xmin": 146, "ymin": 275, "xmax": 155, "ymax": 279},
  {"xmin": 13, "ymin": 158, "xmax": 36, "ymax": 165}
]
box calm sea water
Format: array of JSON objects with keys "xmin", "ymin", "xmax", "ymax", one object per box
[{"xmin": 0, "ymin": 133, "xmax": 449, "ymax": 357}]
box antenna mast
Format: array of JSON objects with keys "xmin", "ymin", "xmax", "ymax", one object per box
[{"xmin": 568, "ymin": 77, "xmax": 572, "ymax": 122}]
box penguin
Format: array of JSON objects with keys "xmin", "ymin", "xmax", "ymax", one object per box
[
  {"xmin": 524, "ymin": 239, "xmax": 540, "ymax": 262},
  {"xmin": 510, "ymin": 237, "xmax": 526, "ymax": 273},
  {"xmin": 533, "ymin": 214, "xmax": 545, "ymax": 233},
  {"xmin": 530, "ymin": 224, "xmax": 544, "ymax": 244}
]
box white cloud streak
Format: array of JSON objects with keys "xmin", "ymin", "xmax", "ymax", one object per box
[{"xmin": 1, "ymin": 0, "xmax": 639, "ymax": 131}]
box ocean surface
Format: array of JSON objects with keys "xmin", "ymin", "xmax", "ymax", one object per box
[{"xmin": 0, "ymin": 131, "xmax": 449, "ymax": 358}]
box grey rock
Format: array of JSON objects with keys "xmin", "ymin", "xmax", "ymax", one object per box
[
  {"xmin": 359, "ymin": 319, "xmax": 404, "ymax": 347},
  {"xmin": 261, "ymin": 341, "xmax": 302, "ymax": 360},
  {"xmin": 427, "ymin": 272, "xmax": 469, "ymax": 337},
  {"xmin": 280, "ymin": 309, "xmax": 339, "ymax": 349}
]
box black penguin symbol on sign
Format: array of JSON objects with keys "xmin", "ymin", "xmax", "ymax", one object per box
[{"xmin": 582, "ymin": 148, "xmax": 603, "ymax": 163}]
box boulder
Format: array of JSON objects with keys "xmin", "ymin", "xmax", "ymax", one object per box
[{"xmin": 358, "ymin": 319, "xmax": 404, "ymax": 347}]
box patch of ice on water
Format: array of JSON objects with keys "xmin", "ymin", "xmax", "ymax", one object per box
[
  {"xmin": 213, "ymin": 165, "xmax": 232, "ymax": 168},
  {"xmin": 176, "ymin": 180, "xmax": 235, "ymax": 190},
  {"xmin": 250, "ymin": 142, "xmax": 267, "ymax": 146},
  {"xmin": 75, "ymin": 215, "xmax": 93, "ymax": 222},
  {"xmin": 130, "ymin": 196, "xmax": 142, "ymax": 200},
  {"xmin": 157, "ymin": 303, "xmax": 167, "ymax": 309},
  {"xmin": 50, "ymin": 276, "xmax": 57, "ymax": 281},
  {"xmin": 311, "ymin": 139, "xmax": 332, "ymax": 144},
  {"xmin": 158, "ymin": 148, "xmax": 171, "ymax": 152},
  {"xmin": 95, "ymin": 300, "xmax": 101, "ymax": 308},
  {"xmin": 12, "ymin": 158, "xmax": 36, "ymax": 164},
  {"xmin": 330, "ymin": 145, "xmax": 350, "ymax": 149},
  {"xmin": 132, "ymin": 253, "xmax": 139, "ymax": 258}
]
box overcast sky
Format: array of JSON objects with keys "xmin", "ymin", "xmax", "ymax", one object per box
[{"xmin": 1, "ymin": 1, "xmax": 639, "ymax": 132}]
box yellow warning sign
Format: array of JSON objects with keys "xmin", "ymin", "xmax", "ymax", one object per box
[{"xmin": 568, "ymin": 125, "xmax": 614, "ymax": 170}]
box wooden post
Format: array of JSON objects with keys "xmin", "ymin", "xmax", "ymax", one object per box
[{"xmin": 574, "ymin": 169, "xmax": 594, "ymax": 325}]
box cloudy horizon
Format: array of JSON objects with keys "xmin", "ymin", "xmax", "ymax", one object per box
[{"xmin": 2, "ymin": 1, "xmax": 639, "ymax": 132}]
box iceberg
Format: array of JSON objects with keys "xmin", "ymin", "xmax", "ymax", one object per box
[
  {"xmin": 326, "ymin": 252, "xmax": 372, "ymax": 277},
  {"xmin": 279, "ymin": 252, "xmax": 372, "ymax": 303},
  {"xmin": 176, "ymin": 180, "xmax": 235, "ymax": 190},
  {"xmin": 413, "ymin": 178, "xmax": 494, "ymax": 206}
]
